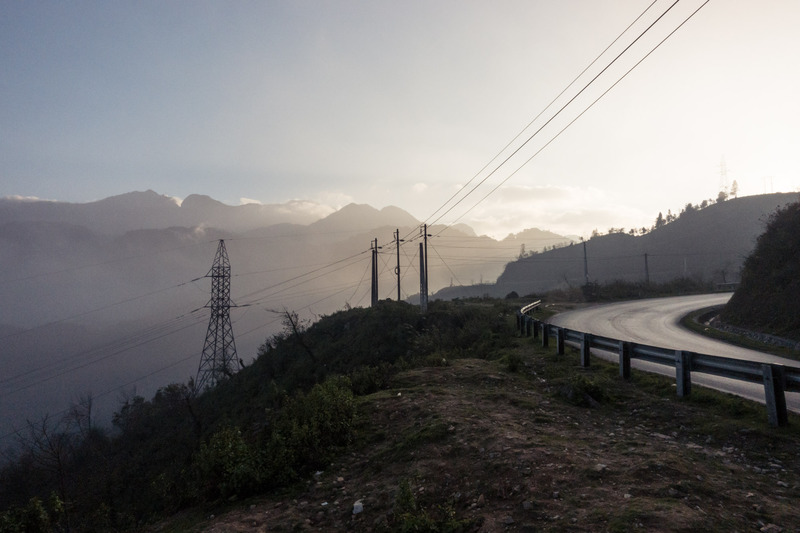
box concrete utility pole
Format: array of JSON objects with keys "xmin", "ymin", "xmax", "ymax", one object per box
[
  {"xmin": 394, "ymin": 229, "xmax": 404, "ymax": 301},
  {"xmin": 583, "ymin": 240, "xmax": 589, "ymax": 285},
  {"xmin": 371, "ymin": 238, "xmax": 380, "ymax": 307},
  {"xmin": 419, "ymin": 224, "xmax": 430, "ymax": 312},
  {"xmin": 644, "ymin": 253, "xmax": 650, "ymax": 285},
  {"xmin": 419, "ymin": 243, "xmax": 428, "ymax": 313}
]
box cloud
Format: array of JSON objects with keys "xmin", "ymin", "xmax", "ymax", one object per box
[
  {"xmin": 457, "ymin": 184, "xmax": 651, "ymax": 240},
  {"xmin": 412, "ymin": 182, "xmax": 428, "ymax": 193},
  {"xmin": 3, "ymin": 195, "xmax": 45, "ymax": 202},
  {"xmin": 312, "ymin": 191, "xmax": 356, "ymax": 210},
  {"xmin": 278, "ymin": 199, "xmax": 335, "ymax": 220},
  {"xmin": 240, "ymin": 197, "xmax": 263, "ymax": 205}
]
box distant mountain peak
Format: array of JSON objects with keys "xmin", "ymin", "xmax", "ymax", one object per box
[
  {"xmin": 311, "ymin": 203, "xmax": 420, "ymax": 233},
  {"xmin": 181, "ymin": 194, "xmax": 228, "ymax": 210}
]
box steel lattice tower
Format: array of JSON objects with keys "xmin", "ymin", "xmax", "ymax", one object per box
[{"xmin": 196, "ymin": 239, "xmax": 239, "ymax": 390}]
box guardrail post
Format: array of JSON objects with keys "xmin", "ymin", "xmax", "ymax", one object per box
[
  {"xmin": 525, "ymin": 316, "xmax": 532, "ymax": 337},
  {"xmin": 517, "ymin": 313, "xmax": 524, "ymax": 335},
  {"xmin": 556, "ymin": 328, "xmax": 565, "ymax": 355},
  {"xmin": 619, "ymin": 341, "xmax": 631, "ymax": 380},
  {"xmin": 762, "ymin": 364, "xmax": 788, "ymax": 427},
  {"xmin": 532, "ymin": 319, "xmax": 539, "ymax": 339},
  {"xmin": 541, "ymin": 323, "xmax": 549, "ymax": 348},
  {"xmin": 676, "ymin": 350, "xmax": 692, "ymax": 397},
  {"xmin": 580, "ymin": 333, "xmax": 591, "ymax": 367}
]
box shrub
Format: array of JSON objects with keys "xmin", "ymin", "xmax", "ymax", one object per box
[
  {"xmin": 194, "ymin": 426, "xmax": 262, "ymax": 501},
  {"xmin": 0, "ymin": 497, "xmax": 50, "ymax": 533},
  {"xmin": 268, "ymin": 376, "xmax": 356, "ymax": 476}
]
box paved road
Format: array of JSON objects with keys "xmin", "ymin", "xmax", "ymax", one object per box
[{"xmin": 549, "ymin": 293, "xmax": 800, "ymax": 412}]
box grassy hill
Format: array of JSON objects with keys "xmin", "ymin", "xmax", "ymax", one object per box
[{"xmin": 2, "ymin": 299, "xmax": 799, "ymax": 532}]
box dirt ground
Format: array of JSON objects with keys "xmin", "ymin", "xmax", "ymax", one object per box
[{"xmin": 178, "ymin": 354, "xmax": 799, "ymax": 533}]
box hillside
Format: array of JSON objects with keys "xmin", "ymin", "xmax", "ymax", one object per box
[
  {"xmin": 192, "ymin": 356, "xmax": 800, "ymax": 533},
  {"xmin": 2, "ymin": 299, "xmax": 798, "ymax": 532},
  {"xmin": 465, "ymin": 193, "xmax": 800, "ymax": 299},
  {"xmin": 722, "ymin": 199, "xmax": 800, "ymax": 340}
]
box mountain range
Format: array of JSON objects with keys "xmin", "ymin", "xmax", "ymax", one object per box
[
  {"xmin": 0, "ymin": 191, "xmax": 572, "ymax": 445},
  {"xmin": 0, "ymin": 191, "xmax": 331, "ymax": 234}
]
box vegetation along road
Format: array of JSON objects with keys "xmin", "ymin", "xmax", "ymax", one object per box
[{"xmin": 548, "ymin": 293, "xmax": 800, "ymax": 412}]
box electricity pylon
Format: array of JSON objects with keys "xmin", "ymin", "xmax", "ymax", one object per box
[{"xmin": 196, "ymin": 239, "xmax": 240, "ymax": 390}]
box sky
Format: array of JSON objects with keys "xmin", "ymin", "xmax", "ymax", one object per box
[{"xmin": 2, "ymin": 0, "xmax": 800, "ymax": 239}]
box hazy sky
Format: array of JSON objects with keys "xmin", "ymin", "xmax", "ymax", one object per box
[{"xmin": 2, "ymin": 0, "xmax": 799, "ymax": 238}]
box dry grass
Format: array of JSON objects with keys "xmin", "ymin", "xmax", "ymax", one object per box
[{"xmin": 159, "ymin": 339, "xmax": 800, "ymax": 533}]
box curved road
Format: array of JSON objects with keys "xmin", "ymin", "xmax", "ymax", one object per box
[{"xmin": 549, "ymin": 293, "xmax": 800, "ymax": 412}]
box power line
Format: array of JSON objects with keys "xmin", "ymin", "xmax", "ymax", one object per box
[
  {"xmin": 0, "ymin": 310, "xmax": 207, "ymax": 400},
  {"xmin": 444, "ymin": 0, "xmax": 710, "ymax": 230},
  {"xmin": 238, "ymin": 252, "xmax": 370, "ymax": 307},
  {"xmin": 235, "ymin": 250, "xmax": 370, "ymax": 304},
  {"xmin": 0, "ymin": 344, "xmax": 206, "ymax": 446},
  {"xmin": 0, "ymin": 239, "xmax": 214, "ymax": 287},
  {"xmin": 421, "ymin": 0, "xmax": 669, "ymax": 233},
  {"xmin": 0, "ymin": 276, "xmax": 206, "ymax": 343}
]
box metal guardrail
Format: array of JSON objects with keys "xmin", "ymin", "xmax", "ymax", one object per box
[
  {"xmin": 515, "ymin": 305, "xmax": 799, "ymax": 427},
  {"xmin": 519, "ymin": 300, "xmax": 541, "ymax": 315}
]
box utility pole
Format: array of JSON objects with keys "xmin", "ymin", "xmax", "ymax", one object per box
[
  {"xmin": 196, "ymin": 239, "xmax": 240, "ymax": 391},
  {"xmin": 394, "ymin": 229, "xmax": 404, "ymax": 301},
  {"xmin": 419, "ymin": 224, "xmax": 430, "ymax": 312},
  {"xmin": 583, "ymin": 240, "xmax": 589, "ymax": 285},
  {"xmin": 371, "ymin": 238, "xmax": 381, "ymax": 307},
  {"xmin": 419, "ymin": 243, "xmax": 425, "ymax": 310},
  {"xmin": 644, "ymin": 252, "xmax": 650, "ymax": 285}
]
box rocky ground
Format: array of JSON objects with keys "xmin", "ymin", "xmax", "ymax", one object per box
[{"xmin": 161, "ymin": 342, "xmax": 800, "ymax": 532}]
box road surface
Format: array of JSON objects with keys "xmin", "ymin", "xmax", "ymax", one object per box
[{"xmin": 548, "ymin": 293, "xmax": 800, "ymax": 412}]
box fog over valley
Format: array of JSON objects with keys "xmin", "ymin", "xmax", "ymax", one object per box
[{"xmin": 0, "ymin": 191, "xmax": 574, "ymax": 445}]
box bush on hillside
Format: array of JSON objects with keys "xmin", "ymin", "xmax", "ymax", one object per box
[{"xmin": 722, "ymin": 199, "xmax": 800, "ymax": 340}]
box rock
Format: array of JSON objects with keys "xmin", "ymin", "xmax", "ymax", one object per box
[
  {"xmin": 522, "ymin": 501, "xmax": 534, "ymax": 511},
  {"xmin": 353, "ymin": 500, "xmax": 363, "ymax": 515},
  {"xmin": 503, "ymin": 516, "xmax": 515, "ymax": 525},
  {"xmin": 594, "ymin": 463, "xmax": 608, "ymax": 473},
  {"xmin": 760, "ymin": 525, "xmax": 783, "ymax": 533},
  {"xmin": 477, "ymin": 494, "xmax": 485, "ymax": 507}
]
